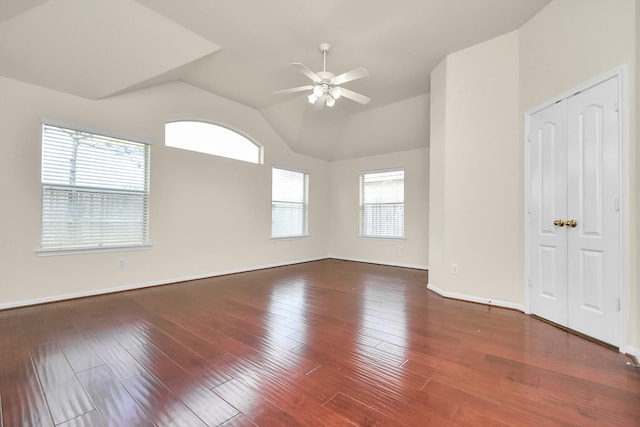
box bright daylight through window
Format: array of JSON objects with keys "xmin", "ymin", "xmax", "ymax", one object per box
[
  {"xmin": 360, "ymin": 169, "xmax": 404, "ymax": 238},
  {"xmin": 272, "ymin": 167, "xmax": 309, "ymax": 238},
  {"xmin": 41, "ymin": 122, "xmax": 150, "ymax": 251},
  {"xmin": 165, "ymin": 121, "xmax": 261, "ymax": 164}
]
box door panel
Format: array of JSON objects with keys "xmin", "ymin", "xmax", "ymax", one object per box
[
  {"xmin": 567, "ymin": 77, "xmax": 620, "ymax": 344},
  {"xmin": 578, "ymin": 249, "xmax": 604, "ymax": 312},
  {"xmin": 529, "ymin": 102, "xmax": 568, "ymax": 326},
  {"xmin": 579, "ymin": 105, "xmax": 605, "ymax": 236}
]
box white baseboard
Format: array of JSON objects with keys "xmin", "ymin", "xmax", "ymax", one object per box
[
  {"xmin": 329, "ymin": 255, "xmax": 429, "ymax": 271},
  {"xmin": 625, "ymin": 345, "xmax": 640, "ymax": 361},
  {"xmin": 427, "ymin": 283, "xmax": 525, "ymax": 312},
  {"xmin": 0, "ymin": 256, "xmax": 327, "ymax": 311}
]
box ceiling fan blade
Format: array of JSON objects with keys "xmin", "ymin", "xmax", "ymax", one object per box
[
  {"xmin": 291, "ymin": 63, "xmax": 322, "ymax": 83},
  {"xmin": 330, "ymin": 67, "xmax": 369, "ymax": 85},
  {"xmin": 274, "ymin": 85, "xmax": 313, "ymax": 95},
  {"xmin": 339, "ymin": 87, "xmax": 370, "ymax": 105}
]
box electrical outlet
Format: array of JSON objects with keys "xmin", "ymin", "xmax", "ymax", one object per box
[
  {"xmin": 119, "ymin": 259, "xmax": 125, "ymax": 269},
  {"xmin": 451, "ymin": 263, "xmax": 459, "ymax": 275}
]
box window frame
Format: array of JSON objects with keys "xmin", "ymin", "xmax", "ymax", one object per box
[
  {"xmin": 359, "ymin": 168, "xmax": 405, "ymax": 239},
  {"xmin": 38, "ymin": 119, "xmax": 151, "ymax": 255},
  {"xmin": 271, "ymin": 166, "xmax": 309, "ymax": 239}
]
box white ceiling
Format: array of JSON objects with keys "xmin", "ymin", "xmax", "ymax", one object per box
[{"xmin": 0, "ymin": 0, "xmax": 551, "ymax": 160}]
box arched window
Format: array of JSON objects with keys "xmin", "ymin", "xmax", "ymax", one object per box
[{"xmin": 165, "ymin": 121, "xmax": 262, "ymax": 164}]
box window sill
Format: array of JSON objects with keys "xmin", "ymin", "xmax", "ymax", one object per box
[
  {"xmin": 36, "ymin": 244, "xmax": 152, "ymax": 257},
  {"xmin": 358, "ymin": 235, "xmax": 406, "ymax": 241},
  {"xmin": 271, "ymin": 235, "xmax": 310, "ymax": 241}
]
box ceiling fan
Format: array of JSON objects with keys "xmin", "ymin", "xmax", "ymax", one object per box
[{"xmin": 275, "ymin": 43, "xmax": 370, "ymax": 107}]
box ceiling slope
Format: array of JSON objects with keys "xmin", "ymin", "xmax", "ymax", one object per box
[
  {"xmin": 0, "ymin": 0, "xmax": 552, "ymax": 160},
  {"xmin": 0, "ymin": 0, "xmax": 220, "ymax": 99}
]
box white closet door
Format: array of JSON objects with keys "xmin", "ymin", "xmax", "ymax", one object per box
[
  {"xmin": 529, "ymin": 101, "xmax": 568, "ymax": 326},
  {"xmin": 566, "ymin": 76, "xmax": 620, "ymax": 345},
  {"xmin": 527, "ymin": 75, "xmax": 621, "ymax": 346}
]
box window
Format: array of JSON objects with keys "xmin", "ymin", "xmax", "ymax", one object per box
[
  {"xmin": 271, "ymin": 167, "xmax": 309, "ymax": 238},
  {"xmin": 360, "ymin": 169, "xmax": 404, "ymax": 238},
  {"xmin": 165, "ymin": 120, "xmax": 261, "ymax": 164},
  {"xmin": 41, "ymin": 122, "xmax": 150, "ymax": 252}
]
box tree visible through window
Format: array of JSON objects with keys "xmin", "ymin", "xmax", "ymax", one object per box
[
  {"xmin": 41, "ymin": 122, "xmax": 150, "ymax": 251},
  {"xmin": 360, "ymin": 169, "xmax": 404, "ymax": 238},
  {"xmin": 272, "ymin": 167, "xmax": 309, "ymax": 238},
  {"xmin": 165, "ymin": 121, "xmax": 261, "ymax": 164}
]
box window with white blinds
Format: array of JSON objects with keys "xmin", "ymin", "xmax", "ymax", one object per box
[
  {"xmin": 360, "ymin": 169, "xmax": 404, "ymax": 238},
  {"xmin": 41, "ymin": 122, "xmax": 150, "ymax": 251},
  {"xmin": 271, "ymin": 167, "xmax": 308, "ymax": 238}
]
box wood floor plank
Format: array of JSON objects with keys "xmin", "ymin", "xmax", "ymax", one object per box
[
  {"xmin": 219, "ymin": 413, "xmax": 259, "ymax": 426},
  {"xmin": 425, "ymin": 379, "xmax": 558, "ymax": 427},
  {"xmin": 212, "ymin": 378, "xmax": 302, "ymax": 426},
  {"xmin": 0, "ymin": 316, "xmax": 54, "ymax": 427},
  {"xmin": 324, "ymin": 392, "xmax": 405, "ymax": 426},
  {"xmin": 30, "ymin": 341, "xmax": 95, "ymax": 424},
  {"xmin": 76, "ymin": 365, "xmax": 153, "ymax": 427},
  {"xmin": 122, "ymin": 373, "xmax": 208, "ymax": 427},
  {"xmin": 306, "ymin": 363, "xmax": 455, "ymax": 425},
  {"xmin": 127, "ymin": 344, "xmax": 239, "ymax": 426},
  {"xmin": 56, "ymin": 411, "xmax": 105, "ymax": 427},
  {"xmin": 62, "ymin": 344, "xmax": 105, "ymax": 373},
  {"xmin": 205, "ymin": 352, "xmax": 347, "ymax": 425},
  {"xmin": 88, "ymin": 335, "xmax": 147, "ymax": 381},
  {"xmin": 0, "ymin": 259, "xmax": 638, "ymax": 426}
]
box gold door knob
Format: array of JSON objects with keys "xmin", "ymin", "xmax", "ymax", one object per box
[
  {"xmin": 553, "ymin": 219, "xmax": 565, "ymax": 227},
  {"xmin": 566, "ymin": 219, "xmax": 577, "ymax": 228}
]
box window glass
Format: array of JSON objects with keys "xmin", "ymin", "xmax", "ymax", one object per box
[
  {"xmin": 360, "ymin": 169, "xmax": 404, "ymax": 238},
  {"xmin": 165, "ymin": 121, "xmax": 261, "ymax": 164},
  {"xmin": 272, "ymin": 167, "xmax": 309, "ymax": 238}
]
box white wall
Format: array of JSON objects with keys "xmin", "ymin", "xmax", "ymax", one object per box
[
  {"xmin": 428, "ymin": 31, "xmax": 521, "ymax": 304},
  {"xmin": 428, "ymin": 60, "xmax": 447, "ymax": 289},
  {"xmin": 636, "ymin": 0, "xmax": 640, "ymax": 355},
  {"xmin": 0, "ymin": 77, "xmax": 330, "ymax": 308},
  {"xmin": 329, "ymin": 147, "xmax": 429, "ymax": 269}
]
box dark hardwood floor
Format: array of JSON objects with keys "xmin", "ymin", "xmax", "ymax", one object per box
[{"xmin": 0, "ymin": 259, "xmax": 638, "ymax": 426}]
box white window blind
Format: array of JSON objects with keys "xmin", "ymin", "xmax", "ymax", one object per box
[
  {"xmin": 272, "ymin": 167, "xmax": 308, "ymax": 238},
  {"xmin": 41, "ymin": 122, "xmax": 150, "ymax": 251},
  {"xmin": 360, "ymin": 169, "xmax": 404, "ymax": 238}
]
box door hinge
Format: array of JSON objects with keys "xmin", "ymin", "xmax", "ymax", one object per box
[
  {"xmin": 527, "ymin": 278, "xmax": 532, "ymax": 288},
  {"xmin": 615, "ymin": 197, "xmax": 620, "ymax": 212},
  {"xmin": 616, "ymin": 298, "xmax": 621, "ymax": 311},
  {"xmin": 615, "ymin": 99, "xmax": 620, "ymax": 113}
]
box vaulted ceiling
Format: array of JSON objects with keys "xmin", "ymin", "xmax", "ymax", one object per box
[{"xmin": 0, "ymin": 0, "xmax": 551, "ymax": 160}]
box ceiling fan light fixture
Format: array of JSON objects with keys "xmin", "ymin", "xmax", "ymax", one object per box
[
  {"xmin": 325, "ymin": 96, "xmax": 336, "ymax": 107},
  {"xmin": 275, "ymin": 43, "xmax": 370, "ymax": 107}
]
